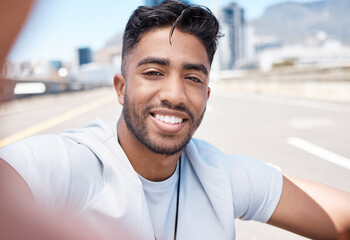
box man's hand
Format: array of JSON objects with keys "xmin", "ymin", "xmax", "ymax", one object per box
[{"xmin": 268, "ymin": 174, "xmax": 350, "ymax": 240}]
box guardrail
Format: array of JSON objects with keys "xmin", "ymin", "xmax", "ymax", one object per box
[{"xmin": 0, "ymin": 78, "xmax": 100, "ymax": 102}]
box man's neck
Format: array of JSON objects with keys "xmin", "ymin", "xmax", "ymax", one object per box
[{"xmin": 117, "ymin": 117, "xmax": 182, "ymax": 182}]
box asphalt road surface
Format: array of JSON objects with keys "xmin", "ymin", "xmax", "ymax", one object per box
[{"xmin": 1, "ymin": 86, "xmax": 349, "ymax": 240}]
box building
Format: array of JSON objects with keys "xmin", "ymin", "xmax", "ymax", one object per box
[
  {"xmin": 77, "ymin": 47, "xmax": 92, "ymax": 66},
  {"xmin": 145, "ymin": 0, "xmax": 190, "ymax": 7},
  {"xmin": 219, "ymin": 2, "xmax": 245, "ymax": 70}
]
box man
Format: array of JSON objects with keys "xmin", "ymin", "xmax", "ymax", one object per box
[{"xmin": 1, "ymin": 1, "xmax": 350, "ymax": 239}]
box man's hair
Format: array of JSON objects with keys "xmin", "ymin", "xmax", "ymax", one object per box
[{"xmin": 121, "ymin": 0, "xmax": 221, "ymax": 76}]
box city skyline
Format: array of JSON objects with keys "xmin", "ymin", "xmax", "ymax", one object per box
[{"xmin": 7, "ymin": 0, "xmax": 317, "ymax": 63}]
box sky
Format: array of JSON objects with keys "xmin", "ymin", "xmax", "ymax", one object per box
[{"xmin": 8, "ymin": 0, "xmax": 315, "ymax": 62}]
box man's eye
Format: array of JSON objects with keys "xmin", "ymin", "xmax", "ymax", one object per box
[
  {"xmin": 186, "ymin": 76, "xmax": 203, "ymax": 83},
  {"xmin": 144, "ymin": 71, "xmax": 162, "ymax": 76}
]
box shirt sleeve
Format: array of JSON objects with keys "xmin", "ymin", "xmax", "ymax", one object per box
[
  {"xmin": 0, "ymin": 135, "xmax": 72, "ymax": 209},
  {"xmin": 0, "ymin": 135, "xmax": 104, "ymax": 212},
  {"xmin": 225, "ymin": 155, "xmax": 283, "ymax": 223}
]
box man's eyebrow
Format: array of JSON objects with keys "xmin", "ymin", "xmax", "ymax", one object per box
[
  {"xmin": 183, "ymin": 63, "xmax": 208, "ymax": 76},
  {"xmin": 137, "ymin": 57, "xmax": 170, "ymax": 67}
]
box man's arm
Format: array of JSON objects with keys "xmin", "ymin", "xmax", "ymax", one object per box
[
  {"xmin": 268, "ymin": 174, "xmax": 350, "ymax": 240},
  {"xmin": 0, "ymin": 158, "xmax": 36, "ymax": 239},
  {"xmin": 0, "ymin": 158, "xmax": 114, "ymax": 240}
]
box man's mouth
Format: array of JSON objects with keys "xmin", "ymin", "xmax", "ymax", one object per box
[
  {"xmin": 154, "ymin": 114, "xmax": 184, "ymax": 125},
  {"xmin": 148, "ymin": 107, "xmax": 191, "ymax": 133}
]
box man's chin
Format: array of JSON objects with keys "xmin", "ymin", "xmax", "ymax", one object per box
[
  {"xmin": 142, "ymin": 137, "xmax": 191, "ymax": 156},
  {"xmin": 145, "ymin": 143, "xmax": 185, "ymax": 157}
]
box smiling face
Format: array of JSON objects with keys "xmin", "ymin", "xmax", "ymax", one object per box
[{"xmin": 116, "ymin": 27, "xmax": 211, "ymax": 156}]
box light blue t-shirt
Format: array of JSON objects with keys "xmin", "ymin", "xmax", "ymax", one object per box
[{"xmin": 0, "ymin": 118, "xmax": 283, "ymax": 239}]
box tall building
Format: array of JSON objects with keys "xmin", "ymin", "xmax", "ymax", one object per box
[
  {"xmin": 77, "ymin": 47, "xmax": 92, "ymax": 66},
  {"xmin": 145, "ymin": 0, "xmax": 190, "ymax": 7},
  {"xmin": 219, "ymin": 3, "xmax": 245, "ymax": 70}
]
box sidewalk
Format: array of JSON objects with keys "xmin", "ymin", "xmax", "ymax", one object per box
[{"xmin": 211, "ymin": 77, "xmax": 350, "ymax": 102}]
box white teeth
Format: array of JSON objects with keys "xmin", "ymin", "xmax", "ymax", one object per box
[
  {"xmin": 155, "ymin": 114, "xmax": 183, "ymax": 124},
  {"xmin": 164, "ymin": 116, "xmax": 170, "ymax": 123}
]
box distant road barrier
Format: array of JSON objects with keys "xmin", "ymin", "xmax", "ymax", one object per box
[
  {"xmin": 0, "ymin": 78, "xmax": 102, "ymax": 102},
  {"xmin": 211, "ymin": 66, "xmax": 350, "ymax": 101}
]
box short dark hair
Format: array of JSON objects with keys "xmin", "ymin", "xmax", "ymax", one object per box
[{"xmin": 121, "ymin": 0, "xmax": 221, "ymax": 75}]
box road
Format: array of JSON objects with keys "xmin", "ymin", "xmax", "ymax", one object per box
[{"xmin": 1, "ymin": 86, "xmax": 349, "ymax": 240}]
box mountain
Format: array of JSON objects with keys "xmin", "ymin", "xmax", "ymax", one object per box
[{"xmin": 250, "ymin": 0, "xmax": 350, "ymax": 45}]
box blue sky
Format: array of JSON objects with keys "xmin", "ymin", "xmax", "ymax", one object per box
[{"xmin": 8, "ymin": 0, "xmax": 315, "ymax": 62}]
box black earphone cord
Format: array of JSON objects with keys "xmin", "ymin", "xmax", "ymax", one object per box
[
  {"xmin": 154, "ymin": 156, "xmax": 181, "ymax": 240},
  {"xmin": 174, "ymin": 156, "xmax": 181, "ymax": 240}
]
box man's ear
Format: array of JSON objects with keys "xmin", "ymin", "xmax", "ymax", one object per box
[
  {"xmin": 114, "ymin": 74, "xmax": 126, "ymax": 106},
  {"xmin": 207, "ymin": 86, "xmax": 211, "ymax": 100}
]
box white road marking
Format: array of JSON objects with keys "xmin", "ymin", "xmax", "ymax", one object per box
[
  {"xmin": 215, "ymin": 91, "xmax": 350, "ymax": 113},
  {"xmin": 287, "ymin": 137, "xmax": 350, "ymax": 170}
]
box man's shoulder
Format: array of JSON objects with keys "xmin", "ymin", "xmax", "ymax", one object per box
[
  {"xmin": 1, "ymin": 118, "xmax": 114, "ymax": 158},
  {"xmin": 186, "ymin": 138, "xmax": 279, "ymax": 173},
  {"xmin": 187, "ymin": 138, "xmax": 222, "ymax": 155},
  {"xmin": 0, "ymin": 132, "xmax": 100, "ymax": 172},
  {"xmin": 61, "ymin": 118, "xmax": 116, "ymax": 144},
  {"xmin": 0, "ymin": 124, "xmax": 106, "ymax": 209},
  {"xmin": 0, "ymin": 134, "xmax": 69, "ymax": 158},
  {"xmin": 187, "ymin": 138, "xmax": 252, "ymax": 164},
  {"xmin": 0, "ymin": 119, "xmax": 113, "ymax": 186}
]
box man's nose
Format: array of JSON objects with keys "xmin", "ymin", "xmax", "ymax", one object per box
[{"xmin": 158, "ymin": 75, "xmax": 186, "ymax": 105}]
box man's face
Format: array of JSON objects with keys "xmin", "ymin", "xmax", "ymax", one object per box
[{"xmin": 120, "ymin": 27, "xmax": 210, "ymax": 156}]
